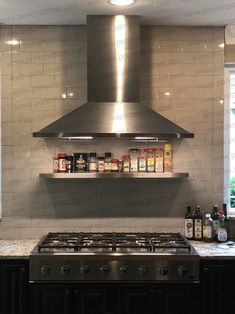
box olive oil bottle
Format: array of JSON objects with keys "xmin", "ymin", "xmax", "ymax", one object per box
[
  {"xmin": 193, "ymin": 205, "xmax": 203, "ymax": 240},
  {"xmin": 185, "ymin": 206, "xmax": 194, "ymax": 239}
]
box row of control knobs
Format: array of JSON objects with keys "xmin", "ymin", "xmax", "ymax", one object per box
[{"xmin": 41, "ymin": 265, "xmax": 188, "ymax": 277}]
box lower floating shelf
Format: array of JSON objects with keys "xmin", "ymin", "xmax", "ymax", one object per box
[{"xmin": 39, "ymin": 172, "xmax": 189, "ymax": 179}]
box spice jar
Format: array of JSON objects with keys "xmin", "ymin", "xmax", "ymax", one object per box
[
  {"xmin": 89, "ymin": 153, "xmax": 98, "ymax": 172},
  {"xmin": 66, "ymin": 155, "xmax": 73, "ymax": 173},
  {"xmin": 123, "ymin": 155, "xmax": 130, "ymax": 172},
  {"xmin": 155, "ymin": 148, "xmax": 164, "ymax": 173},
  {"xmin": 53, "ymin": 155, "xmax": 59, "ymax": 173},
  {"xmin": 138, "ymin": 149, "xmax": 146, "ymax": 172},
  {"xmin": 129, "ymin": 149, "xmax": 139, "ymax": 172},
  {"xmin": 98, "ymin": 157, "xmax": 105, "ymax": 172},
  {"xmin": 73, "ymin": 153, "xmax": 87, "ymax": 172},
  {"xmin": 111, "ymin": 158, "xmax": 119, "ymax": 172},
  {"xmin": 58, "ymin": 153, "xmax": 67, "ymax": 173},
  {"xmin": 118, "ymin": 159, "xmax": 123, "ymax": 172},
  {"xmin": 104, "ymin": 152, "xmax": 112, "ymax": 172},
  {"xmin": 146, "ymin": 148, "xmax": 155, "ymax": 172},
  {"xmin": 164, "ymin": 144, "xmax": 172, "ymax": 172}
]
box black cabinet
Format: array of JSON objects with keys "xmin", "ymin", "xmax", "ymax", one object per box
[
  {"xmin": 119, "ymin": 284, "xmax": 198, "ymax": 314},
  {"xmin": 5, "ymin": 258, "xmax": 235, "ymax": 314},
  {"xmin": 33, "ymin": 285, "xmax": 116, "ymax": 314},
  {"xmin": 119, "ymin": 285, "xmax": 157, "ymax": 314},
  {"xmin": 33, "ymin": 285, "xmax": 72, "ymax": 314},
  {"xmin": 33, "ymin": 283, "xmax": 198, "ymax": 314},
  {"xmin": 73, "ymin": 285, "xmax": 116, "ymax": 314},
  {"xmin": 162, "ymin": 284, "xmax": 199, "ymax": 314},
  {"xmin": 201, "ymin": 260, "xmax": 235, "ymax": 314},
  {"xmin": 0, "ymin": 260, "xmax": 29, "ymax": 314}
]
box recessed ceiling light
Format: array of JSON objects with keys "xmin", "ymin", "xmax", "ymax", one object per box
[{"xmin": 108, "ymin": 0, "xmax": 136, "ymax": 6}]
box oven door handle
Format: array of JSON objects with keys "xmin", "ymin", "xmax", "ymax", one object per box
[{"xmin": 64, "ymin": 289, "xmax": 72, "ymax": 314}]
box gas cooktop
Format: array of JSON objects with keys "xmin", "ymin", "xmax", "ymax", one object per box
[
  {"xmin": 30, "ymin": 232, "xmax": 199, "ymax": 283},
  {"xmin": 35, "ymin": 232, "xmax": 195, "ymax": 254}
]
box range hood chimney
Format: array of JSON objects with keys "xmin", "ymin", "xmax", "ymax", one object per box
[{"xmin": 33, "ymin": 15, "xmax": 194, "ymax": 139}]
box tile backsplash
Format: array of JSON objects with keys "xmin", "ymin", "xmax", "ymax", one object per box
[{"xmin": 0, "ymin": 25, "xmax": 224, "ymax": 239}]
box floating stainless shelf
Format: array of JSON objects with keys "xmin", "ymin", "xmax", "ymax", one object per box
[{"xmin": 39, "ymin": 173, "xmax": 189, "ymax": 179}]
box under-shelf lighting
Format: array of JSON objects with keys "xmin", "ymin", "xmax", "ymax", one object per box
[
  {"xmin": 108, "ymin": 0, "xmax": 135, "ymax": 6},
  {"xmin": 66, "ymin": 136, "xmax": 93, "ymax": 140}
]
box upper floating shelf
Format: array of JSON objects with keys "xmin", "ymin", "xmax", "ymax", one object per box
[{"xmin": 39, "ymin": 173, "xmax": 189, "ymax": 179}]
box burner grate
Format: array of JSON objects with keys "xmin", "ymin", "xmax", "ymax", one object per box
[{"xmin": 38, "ymin": 232, "xmax": 192, "ymax": 253}]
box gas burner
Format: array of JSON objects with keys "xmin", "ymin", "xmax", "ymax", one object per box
[{"xmin": 37, "ymin": 232, "xmax": 192, "ymax": 253}]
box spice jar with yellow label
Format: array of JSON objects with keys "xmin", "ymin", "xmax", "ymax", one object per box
[
  {"xmin": 146, "ymin": 148, "xmax": 155, "ymax": 172},
  {"xmin": 123, "ymin": 155, "xmax": 130, "ymax": 172},
  {"xmin": 164, "ymin": 144, "xmax": 172, "ymax": 172}
]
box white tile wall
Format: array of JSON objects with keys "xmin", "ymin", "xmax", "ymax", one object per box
[{"xmin": 0, "ymin": 25, "xmax": 225, "ymax": 239}]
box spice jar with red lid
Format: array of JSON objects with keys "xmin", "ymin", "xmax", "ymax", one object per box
[
  {"xmin": 58, "ymin": 153, "xmax": 67, "ymax": 173},
  {"xmin": 111, "ymin": 158, "xmax": 119, "ymax": 172}
]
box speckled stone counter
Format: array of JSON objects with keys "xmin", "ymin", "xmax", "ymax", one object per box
[
  {"xmin": 1, "ymin": 239, "xmax": 235, "ymax": 259},
  {"xmin": 0, "ymin": 240, "xmax": 38, "ymax": 259},
  {"xmin": 191, "ymin": 240, "xmax": 235, "ymax": 259}
]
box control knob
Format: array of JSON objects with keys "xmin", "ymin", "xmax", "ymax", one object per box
[
  {"xmin": 159, "ymin": 266, "xmax": 168, "ymax": 276},
  {"xmin": 80, "ymin": 265, "xmax": 90, "ymax": 275},
  {"xmin": 61, "ymin": 265, "xmax": 70, "ymax": 275},
  {"xmin": 120, "ymin": 265, "xmax": 128, "ymax": 274},
  {"xmin": 139, "ymin": 265, "xmax": 148, "ymax": 275},
  {"xmin": 178, "ymin": 266, "xmax": 188, "ymax": 277},
  {"xmin": 41, "ymin": 265, "xmax": 50, "ymax": 276},
  {"xmin": 100, "ymin": 265, "xmax": 109, "ymax": 275}
]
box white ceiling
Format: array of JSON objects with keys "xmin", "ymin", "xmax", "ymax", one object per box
[{"xmin": 0, "ymin": 0, "xmax": 235, "ymax": 26}]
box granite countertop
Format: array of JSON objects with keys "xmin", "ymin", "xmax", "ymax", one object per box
[
  {"xmin": 0, "ymin": 240, "xmax": 38, "ymax": 259},
  {"xmin": 1, "ymin": 239, "xmax": 235, "ymax": 259},
  {"xmin": 191, "ymin": 240, "xmax": 235, "ymax": 259}
]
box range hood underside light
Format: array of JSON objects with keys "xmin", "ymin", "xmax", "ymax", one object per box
[
  {"xmin": 65, "ymin": 136, "xmax": 94, "ymax": 140},
  {"xmin": 34, "ymin": 133, "xmax": 191, "ymax": 140}
]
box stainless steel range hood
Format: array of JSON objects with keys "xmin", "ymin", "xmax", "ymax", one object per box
[{"xmin": 33, "ymin": 15, "xmax": 194, "ymax": 139}]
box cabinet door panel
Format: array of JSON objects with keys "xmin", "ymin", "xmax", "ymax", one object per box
[
  {"xmin": 201, "ymin": 261, "xmax": 235, "ymax": 314},
  {"xmin": 33, "ymin": 285, "xmax": 71, "ymax": 314},
  {"xmin": 1, "ymin": 262, "xmax": 28, "ymax": 314},
  {"xmin": 119, "ymin": 286, "xmax": 155, "ymax": 314},
  {"xmin": 73, "ymin": 286, "xmax": 116, "ymax": 314},
  {"xmin": 161, "ymin": 284, "xmax": 199, "ymax": 314}
]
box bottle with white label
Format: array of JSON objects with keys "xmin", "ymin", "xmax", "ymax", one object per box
[
  {"xmin": 217, "ymin": 210, "xmax": 228, "ymax": 242},
  {"xmin": 193, "ymin": 205, "xmax": 203, "ymax": 240},
  {"xmin": 203, "ymin": 214, "xmax": 214, "ymax": 243},
  {"xmin": 185, "ymin": 206, "xmax": 194, "ymax": 239}
]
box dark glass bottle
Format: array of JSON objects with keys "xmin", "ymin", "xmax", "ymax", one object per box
[
  {"xmin": 193, "ymin": 205, "xmax": 203, "ymax": 240},
  {"xmin": 185, "ymin": 206, "xmax": 194, "ymax": 239},
  {"xmin": 211, "ymin": 204, "xmax": 219, "ymax": 237},
  {"xmin": 223, "ymin": 203, "xmax": 230, "ymax": 240}
]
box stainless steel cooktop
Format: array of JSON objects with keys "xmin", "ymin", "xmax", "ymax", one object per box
[{"xmin": 30, "ymin": 232, "xmax": 199, "ymax": 283}]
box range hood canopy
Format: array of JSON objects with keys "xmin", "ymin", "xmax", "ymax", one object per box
[{"xmin": 33, "ymin": 15, "xmax": 194, "ymax": 140}]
